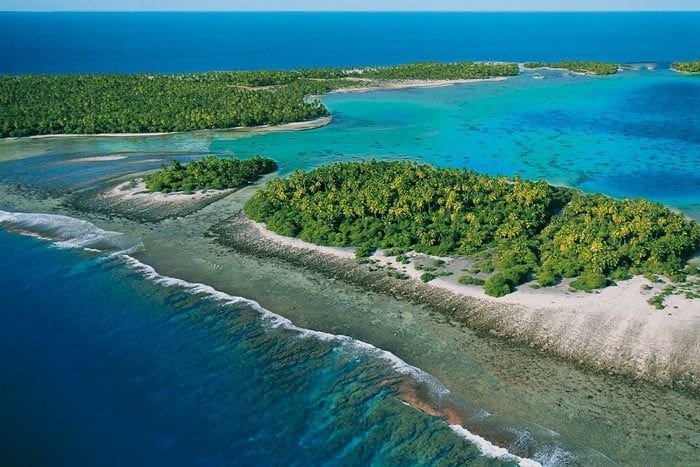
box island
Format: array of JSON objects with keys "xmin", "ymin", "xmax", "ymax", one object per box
[
  {"xmin": 3, "ymin": 52, "xmax": 700, "ymax": 463},
  {"xmin": 242, "ymin": 161, "xmax": 699, "ymax": 303},
  {"xmin": 523, "ymin": 61, "xmax": 619, "ymax": 75},
  {"xmin": 72, "ymin": 156, "xmax": 277, "ymax": 223},
  {"xmin": 0, "ymin": 61, "xmax": 518, "ymax": 138},
  {"xmin": 143, "ymin": 156, "xmax": 277, "ymax": 193},
  {"xmin": 671, "ymin": 61, "xmax": 700, "ymax": 74}
]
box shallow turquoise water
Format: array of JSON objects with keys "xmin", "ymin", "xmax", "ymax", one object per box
[
  {"xmin": 214, "ymin": 69, "xmax": 700, "ymax": 220},
  {"xmin": 2, "ymin": 11, "xmax": 700, "ymax": 466},
  {"xmin": 3, "ymin": 69, "xmax": 697, "ymax": 219}
]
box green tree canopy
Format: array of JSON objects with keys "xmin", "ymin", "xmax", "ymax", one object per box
[
  {"xmin": 144, "ymin": 156, "xmax": 277, "ymax": 193},
  {"xmin": 244, "ymin": 161, "xmax": 699, "ymax": 296}
]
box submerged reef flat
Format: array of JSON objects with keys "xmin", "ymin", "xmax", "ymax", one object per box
[{"xmin": 210, "ymin": 212, "xmax": 700, "ymax": 392}]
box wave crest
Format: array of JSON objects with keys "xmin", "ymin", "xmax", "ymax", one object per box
[
  {"xmin": 0, "ymin": 210, "xmax": 142, "ymax": 253},
  {"xmin": 122, "ymin": 254, "xmax": 541, "ymax": 467}
]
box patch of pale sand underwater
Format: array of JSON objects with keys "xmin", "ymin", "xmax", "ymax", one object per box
[{"xmin": 68, "ymin": 155, "xmax": 128, "ymax": 162}]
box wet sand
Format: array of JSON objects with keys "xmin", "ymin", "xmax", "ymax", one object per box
[{"xmin": 328, "ymin": 77, "xmax": 509, "ymax": 94}]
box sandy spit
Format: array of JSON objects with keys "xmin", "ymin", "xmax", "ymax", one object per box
[
  {"xmin": 329, "ymin": 77, "xmax": 508, "ymax": 94},
  {"xmin": 3, "ymin": 117, "xmax": 333, "ymax": 141}
]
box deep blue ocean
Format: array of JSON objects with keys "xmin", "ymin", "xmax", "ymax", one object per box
[
  {"xmin": 0, "ymin": 227, "xmax": 510, "ymax": 466},
  {"xmin": 1, "ymin": 12, "xmax": 699, "ymax": 74}
]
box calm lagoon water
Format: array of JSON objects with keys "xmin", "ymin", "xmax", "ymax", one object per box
[{"xmin": 221, "ymin": 69, "xmax": 700, "ymax": 219}]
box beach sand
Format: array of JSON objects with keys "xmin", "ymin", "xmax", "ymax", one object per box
[
  {"xmin": 242, "ymin": 216, "xmax": 700, "ymax": 389},
  {"xmin": 105, "ymin": 180, "xmax": 230, "ymax": 204},
  {"xmin": 69, "ymin": 155, "xmax": 129, "ymax": 162},
  {"xmin": 329, "ymin": 77, "xmax": 508, "ymax": 94},
  {"xmin": 68, "ymin": 180, "xmax": 235, "ymax": 223},
  {"xmin": 3, "ymin": 176, "xmax": 700, "ymax": 464},
  {"xmin": 6, "ymin": 116, "xmax": 333, "ymax": 141}
]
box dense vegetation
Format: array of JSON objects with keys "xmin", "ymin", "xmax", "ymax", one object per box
[
  {"xmin": 0, "ymin": 62, "xmax": 517, "ymax": 137},
  {"xmin": 244, "ymin": 161, "xmax": 700, "ymax": 296},
  {"xmin": 0, "ymin": 74, "xmax": 331, "ymax": 137},
  {"xmin": 358, "ymin": 62, "xmax": 519, "ymax": 80},
  {"xmin": 671, "ymin": 61, "xmax": 700, "ymax": 73},
  {"xmin": 144, "ymin": 156, "xmax": 277, "ymax": 193},
  {"xmin": 523, "ymin": 61, "xmax": 619, "ymax": 75}
]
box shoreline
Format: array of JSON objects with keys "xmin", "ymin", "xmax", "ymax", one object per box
[
  {"xmin": 216, "ymin": 212, "xmax": 700, "ymax": 393},
  {"xmin": 119, "ymin": 252, "xmax": 541, "ymax": 466},
  {"xmin": 1, "ymin": 116, "xmax": 333, "ymax": 142},
  {"xmin": 70, "ymin": 179, "xmax": 237, "ymax": 223},
  {"xmin": 2, "ymin": 181, "xmax": 699, "ymax": 463},
  {"xmin": 327, "ymin": 77, "xmax": 509, "ymax": 94},
  {"xmin": 518, "ymin": 65, "xmax": 619, "ymax": 76},
  {"xmin": 522, "ymin": 66, "xmax": 593, "ymax": 76},
  {"xmin": 1, "ymin": 76, "xmax": 511, "ymax": 141},
  {"xmin": 671, "ymin": 67, "xmax": 700, "ymax": 75},
  {"xmin": 0, "ymin": 206, "xmax": 543, "ymax": 465}
]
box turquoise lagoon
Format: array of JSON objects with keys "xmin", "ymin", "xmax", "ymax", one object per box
[
  {"xmin": 216, "ymin": 68, "xmax": 700, "ymax": 220},
  {"xmin": 3, "ymin": 69, "xmax": 698, "ymax": 219}
]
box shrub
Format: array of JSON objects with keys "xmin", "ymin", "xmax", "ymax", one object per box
[
  {"xmin": 484, "ymin": 275, "xmax": 513, "ymax": 297},
  {"xmin": 145, "ymin": 156, "xmax": 277, "ymax": 192},
  {"xmin": 387, "ymin": 270, "xmax": 409, "ymax": 280},
  {"xmin": 420, "ymin": 272, "xmax": 437, "ymax": 283},
  {"xmin": 501, "ymin": 265, "xmax": 531, "ymax": 284},
  {"xmin": 537, "ymin": 270, "xmax": 559, "ymax": 287},
  {"xmin": 610, "ymin": 269, "xmax": 631, "ymax": 281},
  {"xmin": 570, "ymin": 272, "xmax": 609, "ymax": 292},
  {"xmin": 476, "ymin": 261, "xmax": 495, "ymax": 274},
  {"xmin": 672, "ymin": 61, "xmax": 700, "ymax": 73},
  {"xmin": 484, "ymin": 265, "xmax": 532, "ymax": 297},
  {"xmin": 458, "ymin": 275, "xmax": 485, "ymax": 286},
  {"xmin": 245, "ymin": 161, "xmax": 700, "ymax": 292},
  {"xmin": 355, "ymin": 243, "xmax": 376, "ymax": 258},
  {"xmin": 524, "ymin": 61, "xmax": 618, "ymax": 75}
]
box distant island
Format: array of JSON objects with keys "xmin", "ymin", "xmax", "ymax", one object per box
[
  {"xmin": 143, "ymin": 156, "xmax": 277, "ymax": 193},
  {"xmin": 523, "ymin": 61, "xmax": 619, "ymax": 75},
  {"xmin": 671, "ymin": 61, "xmax": 700, "ymax": 74},
  {"xmin": 243, "ymin": 161, "xmax": 700, "ymax": 301},
  {"xmin": 0, "ymin": 62, "xmax": 517, "ymax": 138}
]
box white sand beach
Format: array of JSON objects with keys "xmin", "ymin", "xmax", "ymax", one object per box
[
  {"xmin": 249, "ymin": 217, "xmax": 700, "ymax": 382},
  {"xmin": 105, "ymin": 180, "xmax": 231, "ymax": 204},
  {"xmin": 330, "ymin": 77, "xmax": 508, "ymax": 94}
]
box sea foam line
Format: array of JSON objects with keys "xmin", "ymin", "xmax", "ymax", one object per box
[
  {"xmin": 120, "ymin": 255, "xmax": 446, "ymax": 387},
  {"xmin": 0, "ymin": 209, "xmax": 140, "ymax": 252},
  {"xmin": 121, "ymin": 254, "xmax": 540, "ymax": 467},
  {"xmin": 0, "ymin": 209, "xmax": 539, "ymax": 466}
]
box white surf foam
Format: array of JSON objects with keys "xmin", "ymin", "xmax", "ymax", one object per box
[
  {"xmin": 449, "ymin": 424, "xmax": 541, "ymax": 467},
  {"xmin": 121, "ymin": 254, "xmax": 541, "ymax": 466},
  {"xmin": 0, "ymin": 210, "xmax": 140, "ymax": 253},
  {"xmin": 0, "ymin": 209, "xmax": 544, "ymax": 466}
]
